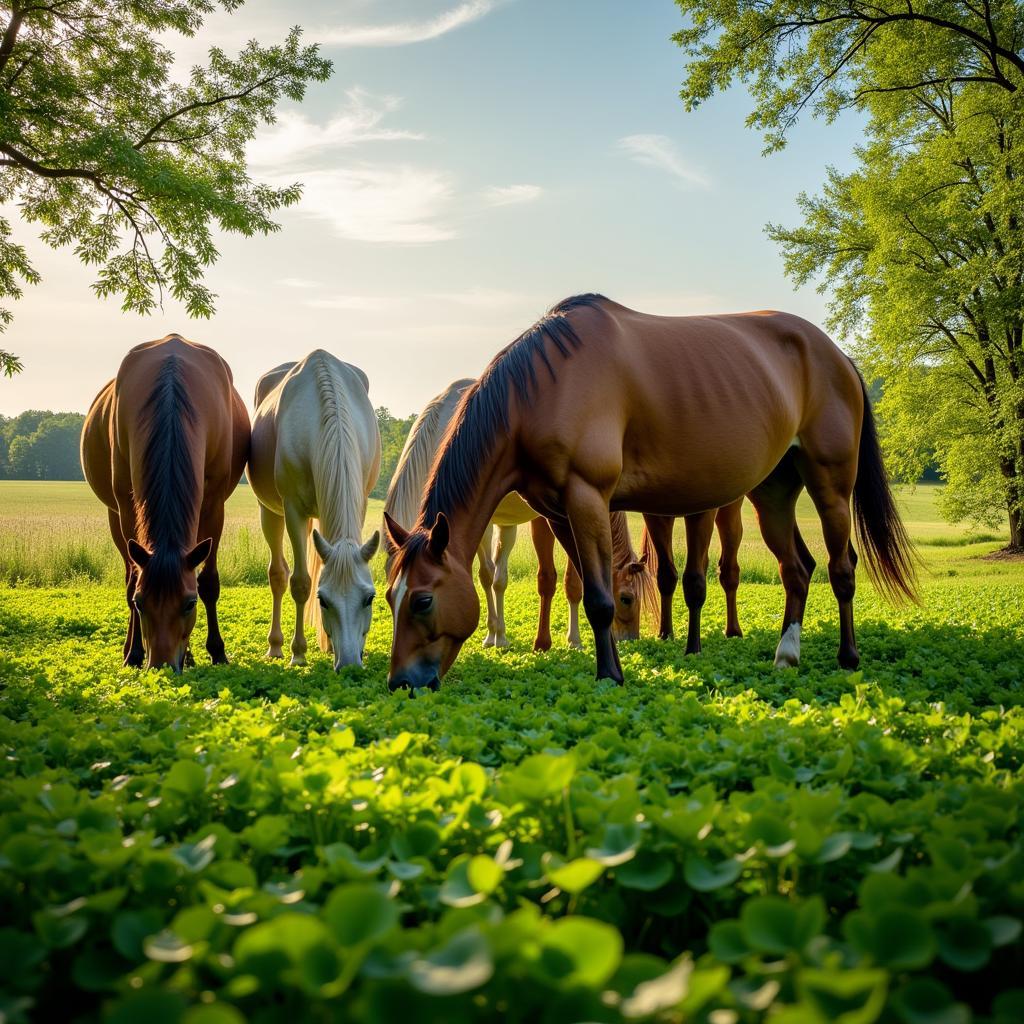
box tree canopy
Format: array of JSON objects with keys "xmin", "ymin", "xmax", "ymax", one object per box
[
  {"xmin": 0, "ymin": 1, "xmax": 331, "ymax": 375},
  {"xmin": 675, "ymin": 1, "xmax": 1024, "ymax": 547}
]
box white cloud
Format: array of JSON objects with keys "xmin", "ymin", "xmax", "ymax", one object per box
[
  {"xmin": 480, "ymin": 184, "xmax": 543, "ymax": 207},
  {"xmin": 286, "ymin": 166, "xmax": 458, "ymax": 244},
  {"xmin": 278, "ymin": 277, "xmax": 321, "ymax": 289},
  {"xmin": 316, "ymin": 1, "xmax": 499, "ymax": 48},
  {"xmin": 306, "ymin": 295, "xmax": 393, "ymax": 311},
  {"xmin": 617, "ymin": 134, "xmax": 709, "ymax": 188},
  {"xmin": 248, "ymin": 89, "xmax": 422, "ymax": 168}
]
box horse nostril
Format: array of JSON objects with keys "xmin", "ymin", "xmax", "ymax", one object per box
[{"xmin": 388, "ymin": 676, "xmax": 409, "ymax": 693}]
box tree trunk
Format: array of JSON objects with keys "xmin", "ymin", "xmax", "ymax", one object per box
[{"xmin": 1009, "ymin": 495, "xmax": 1023, "ymax": 551}]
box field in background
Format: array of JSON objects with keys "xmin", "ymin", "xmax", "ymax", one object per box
[{"xmin": 0, "ymin": 479, "xmax": 1011, "ymax": 588}]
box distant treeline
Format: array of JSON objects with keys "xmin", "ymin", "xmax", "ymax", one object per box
[{"xmin": 0, "ymin": 408, "xmax": 417, "ymax": 497}]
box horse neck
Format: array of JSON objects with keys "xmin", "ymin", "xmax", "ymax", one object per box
[{"xmin": 420, "ymin": 437, "xmax": 519, "ymax": 567}]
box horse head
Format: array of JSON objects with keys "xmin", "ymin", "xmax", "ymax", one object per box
[
  {"xmin": 127, "ymin": 537, "xmax": 211, "ymax": 672},
  {"xmin": 312, "ymin": 528, "xmax": 380, "ymax": 669},
  {"xmin": 383, "ymin": 511, "xmax": 479, "ymax": 694}
]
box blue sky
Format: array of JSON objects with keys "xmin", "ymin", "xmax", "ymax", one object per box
[{"xmin": 1, "ymin": 0, "xmax": 862, "ymax": 417}]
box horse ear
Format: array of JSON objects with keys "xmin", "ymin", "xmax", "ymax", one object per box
[
  {"xmin": 638, "ymin": 550, "xmax": 649, "ymax": 566},
  {"xmin": 312, "ymin": 528, "xmax": 333, "ymax": 562},
  {"xmin": 185, "ymin": 538, "xmax": 213, "ymax": 570},
  {"xmin": 360, "ymin": 530, "xmax": 381, "ymax": 563},
  {"xmin": 628, "ymin": 561, "xmax": 645, "ymax": 575},
  {"xmin": 127, "ymin": 538, "xmax": 152, "ymax": 568},
  {"xmin": 428, "ymin": 512, "xmax": 450, "ymax": 560},
  {"xmin": 383, "ymin": 512, "xmax": 409, "ymax": 550}
]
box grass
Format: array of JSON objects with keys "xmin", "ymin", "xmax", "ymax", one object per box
[
  {"xmin": 0, "ymin": 482, "xmax": 1021, "ymax": 1022},
  {"xmin": 0, "ymin": 480, "xmax": 1013, "ymax": 589}
]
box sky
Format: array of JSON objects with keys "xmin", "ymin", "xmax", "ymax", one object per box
[{"xmin": 0, "ymin": 0, "xmax": 864, "ymax": 418}]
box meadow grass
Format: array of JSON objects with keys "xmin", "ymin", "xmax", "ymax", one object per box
[{"xmin": 0, "ymin": 480, "xmax": 1011, "ymax": 589}]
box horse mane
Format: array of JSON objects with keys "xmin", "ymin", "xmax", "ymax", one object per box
[
  {"xmin": 136, "ymin": 353, "xmax": 197, "ymax": 595},
  {"xmin": 309, "ymin": 352, "xmax": 365, "ymax": 544},
  {"xmin": 413, "ymin": 294, "xmax": 607, "ymax": 539},
  {"xmin": 385, "ymin": 379, "xmax": 473, "ymax": 547}
]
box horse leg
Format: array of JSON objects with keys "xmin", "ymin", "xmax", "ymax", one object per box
[
  {"xmin": 530, "ymin": 518, "xmax": 557, "ymax": 652},
  {"xmin": 682, "ymin": 511, "xmax": 715, "ymax": 655},
  {"xmin": 491, "ymin": 524, "xmax": 516, "ymax": 649},
  {"xmin": 284, "ymin": 503, "xmax": 312, "ymax": 667},
  {"xmin": 716, "ymin": 498, "xmax": 744, "ymax": 638},
  {"xmin": 642, "ymin": 514, "xmax": 677, "ymax": 640},
  {"xmin": 478, "ymin": 524, "xmax": 498, "ymax": 647},
  {"xmin": 562, "ymin": 480, "xmax": 622, "ymax": 683},
  {"xmin": 110, "ymin": 509, "xmax": 143, "ymax": 667},
  {"xmin": 748, "ymin": 454, "xmax": 810, "ymax": 668},
  {"xmin": 563, "ymin": 558, "xmax": 584, "ymax": 649},
  {"xmin": 260, "ymin": 504, "xmax": 288, "ymax": 659},
  {"xmin": 795, "ymin": 457, "xmax": 860, "ymax": 669}
]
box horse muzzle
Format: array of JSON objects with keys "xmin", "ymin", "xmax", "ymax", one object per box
[{"xmin": 388, "ymin": 660, "xmax": 440, "ymax": 695}]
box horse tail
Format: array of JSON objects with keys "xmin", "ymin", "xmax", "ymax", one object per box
[
  {"xmin": 852, "ymin": 374, "xmax": 919, "ymax": 603},
  {"xmin": 305, "ymin": 522, "xmax": 329, "ymax": 651}
]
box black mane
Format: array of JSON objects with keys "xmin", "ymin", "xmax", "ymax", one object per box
[
  {"xmin": 410, "ymin": 294, "xmax": 606, "ymax": 542},
  {"xmin": 137, "ymin": 352, "xmax": 197, "ymax": 594}
]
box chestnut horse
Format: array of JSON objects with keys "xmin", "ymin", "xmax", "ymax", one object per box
[
  {"xmin": 384, "ymin": 294, "xmax": 916, "ymax": 690},
  {"xmin": 385, "ymin": 378, "xmax": 656, "ymax": 650},
  {"xmin": 81, "ymin": 336, "xmax": 249, "ymax": 671}
]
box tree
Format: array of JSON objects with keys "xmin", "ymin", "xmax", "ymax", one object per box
[
  {"xmin": 373, "ymin": 407, "xmax": 416, "ymax": 501},
  {"xmin": 1, "ymin": 410, "xmax": 84, "ymax": 478},
  {"xmin": 673, "ymin": 1, "xmax": 1024, "ymax": 151},
  {"xmin": 674, "ymin": 0, "xmax": 1024, "ymax": 548},
  {"xmin": 0, "ymin": 2, "xmax": 332, "ymax": 373}
]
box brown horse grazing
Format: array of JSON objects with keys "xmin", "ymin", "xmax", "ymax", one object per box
[
  {"xmin": 384, "ymin": 294, "xmax": 917, "ymax": 690},
  {"xmin": 81, "ymin": 336, "xmax": 249, "ymax": 671},
  {"xmin": 639, "ymin": 499, "xmax": 748, "ymax": 653}
]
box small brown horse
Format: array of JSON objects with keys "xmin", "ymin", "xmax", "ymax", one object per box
[
  {"xmin": 640, "ymin": 499, "xmax": 747, "ymax": 654},
  {"xmin": 384, "ymin": 294, "xmax": 916, "ymax": 690},
  {"xmin": 81, "ymin": 336, "xmax": 249, "ymax": 671}
]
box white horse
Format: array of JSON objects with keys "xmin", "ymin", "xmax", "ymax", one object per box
[
  {"xmin": 249, "ymin": 351, "xmax": 381, "ymax": 669},
  {"xmin": 384, "ymin": 379, "xmax": 653, "ymax": 650}
]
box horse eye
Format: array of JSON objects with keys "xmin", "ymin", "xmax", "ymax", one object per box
[
  {"xmin": 620, "ymin": 593, "xmax": 634, "ymax": 606},
  {"xmin": 411, "ymin": 593, "xmax": 433, "ymax": 615},
  {"xmin": 362, "ymin": 593, "xmax": 374, "ymax": 608},
  {"xmin": 318, "ymin": 595, "xmax": 328, "ymax": 609},
  {"xmin": 183, "ymin": 596, "xmax": 198, "ymax": 615},
  {"xmin": 133, "ymin": 596, "xmax": 144, "ymax": 614}
]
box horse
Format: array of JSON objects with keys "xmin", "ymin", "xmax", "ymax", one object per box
[
  {"xmin": 384, "ymin": 378, "xmax": 656, "ymax": 651},
  {"xmin": 383, "ymin": 294, "xmax": 917, "ymax": 691},
  {"xmin": 81, "ymin": 335, "xmax": 250, "ymax": 671},
  {"xmin": 248, "ymin": 351, "xmax": 381, "ymax": 670},
  {"xmin": 639, "ymin": 499, "xmax": 748, "ymax": 654}
]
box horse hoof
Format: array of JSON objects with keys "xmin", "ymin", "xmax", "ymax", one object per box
[
  {"xmin": 838, "ymin": 648, "xmax": 860, "ymax": 670},
  {"xmin": 290, "ymin": 655, "xmax": 307, "ymax": 667},
  {"xmin": 533, "ymin": 638, "xmax": 552, "ymax": 653},
  {"xmin": 483, "ymin": 635, "xmax": 496, "ymax": 648},
  {"xmin": 773, "ymin": 623, "xmax": 801, "ymax": 669},
  {"xmin": 685, "ymin": 644, "xmax": 701, "ymax": 656},
  {"xmin": 725, "ymin": 628, "xmax": 743, "ymax": 639},
  {"xmin": 266, "ymin": 648, "xmax": 284, "ymax": 660},
  {"xmin": 494, "ymin": 637, "xmax": 510, "ymax": 650}
]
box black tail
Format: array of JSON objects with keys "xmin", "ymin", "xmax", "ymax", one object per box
[{"xmin": 852, "ymin": 375, "xmax": 919, "ymax": 603}]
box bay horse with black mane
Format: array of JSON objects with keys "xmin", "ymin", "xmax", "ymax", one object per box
[
  {"xmin": 384, "ymin": 294, "xmax": 917, "ymax": 691},
  {"xmin": 81, "ymin": 336, "xmax": 249, "ymax": 671}
]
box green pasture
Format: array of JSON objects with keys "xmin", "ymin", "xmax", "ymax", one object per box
[{"xmin": 0, "ymin": 481, "xmax": 1021, "ymax": 1022}]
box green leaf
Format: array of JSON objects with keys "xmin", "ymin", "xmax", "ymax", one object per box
[
  {"xmin": 585, "ymin": 822, "xmax": 641, "ymax": 866},
  {"xmin": 506, "ymin": 753, "xmax": 575, "ymax": 802},
  {"xmin": 233, "ymin": 913, "xmax": 339, "ymax": 992},
  {"xmin": 112, "ymin": 909, "xmax": 164, "ymax": 960},
  {"xmin": 893, "ymin": 978, "xmax": 970, "ymax": 1024},
  {"xmin": 466, "ymin": 855, "xmax": 503, "ymax": 896},
  {"xmin": 684, "ymin": 853, "xmax": 741, "ymax": 892},
  {"xmin": 615, "ymin": 849, "xmax": 674, "ymax": 891},
  {"xmin": 162, "ymin": 759, "xmax": 206, "ymax": 798},
  {"xmin": 708, "ymin": 920, "xmax": 749, "ymax": 964},
  {"xmin": 543, "ymin": 855, "xmax": 604, "ymax": 895},
  {"xmin": 936, "ymin": 919, "xmax": 991, "ymax": 972},
  {"xmin": 323, "ymin": 884, "xmax": 399, "ymax": 948},
  {"xmin": 407, "ymin": 928, "xmax": 493, "ymax": 996},
  {"xmin": 538, "ymin": 917, "xmax": 623, "ymax": 989},
  {"xmin": 740, "ymin": 896, "xmax": 823, "ymax": 955},
  {"xmin": 143, "ymin": 930, "xmax": 194, "ymax": 964}
]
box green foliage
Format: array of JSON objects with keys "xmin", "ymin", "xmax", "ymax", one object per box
[
  {"xmin": 0, "ymin": 410, "xmax": 85, "ymax": 479},
  {"xmin": 373, "ymin": 407, "xmax": 416, "ymax": 501},
  {"xmin": 0, "ymin": 1, "xmax": 332, "ymax": 368},
  {"xmin": 0, "ymin": 552, "xmax": 1021, "ymax": 1021},
  {"xmin": 672, "ymin": 1, "xmax": 1024, "ymax": 152}
]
